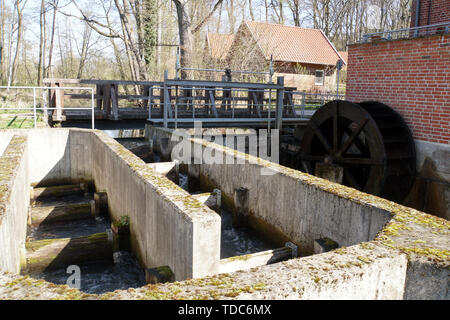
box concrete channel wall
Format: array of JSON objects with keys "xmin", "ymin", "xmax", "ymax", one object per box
[
  {"xmin": 147, "ymin": 125, "xmax": 449, "ymax": 299},
  {"xmin": 0, "ymin": 134, "xmax": 29, "ymax": 273},
  {"xmin": 147, "ymin": 126, "xmax": 392, "ymax": 254},
  {"xmin": 87, "ymin": 130, "xmax": 221, "ymax": 280},
  {"xmin": 0, "ymin": 127, "xmax": 447, "ymax": 299},
  {"xmin": 0, "ymin": 129, "xmax": 220, "ymax": 280}
]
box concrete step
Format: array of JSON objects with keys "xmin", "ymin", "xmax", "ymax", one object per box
[
  {"xmin": 30, "ymin": 201, "xmax": 95, "ymax": 227},
  {"xmin": 23, "ymin": 230, "xmax": 114, "ymax": 274},
  {"xmin": 32, "ymin": 184, "xmax": 87, "ymax": 202},
  {"xmin": 218, "ymin": 245, "xmax": 296, "ymax": 275},
  {"xmin": 192, "ymin": 190, "xmax": 221, "ymax": 210}
]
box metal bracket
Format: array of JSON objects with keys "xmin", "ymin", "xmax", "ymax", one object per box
[{"xmin": 285, "ymin": 242, "xmax": 298, "ymax": 258}]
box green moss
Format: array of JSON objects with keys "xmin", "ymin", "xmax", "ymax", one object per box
[
  {"xmin": 113, "ymin": 215, "xmax": 130, "ymax": 228},
  {"xmin": 357, "ymin": 256, "xmax": 373, "ymax": 264},
  {"xmin": 156, "ymin": 266, "xmax": 173, "ymax": 279},
  {"xmin": 86, "ymin": 232, "xmax": 108, "ymax": 241},
  {"xmin": 225, "ymin": 253, "xmax": 252, "ymax": 262}
]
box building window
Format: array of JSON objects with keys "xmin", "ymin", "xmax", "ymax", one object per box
[{"xmin": 315, "ymin": 70, "xmax": 324, "ymax": 86}]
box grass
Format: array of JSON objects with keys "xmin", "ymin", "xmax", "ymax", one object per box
[{"xmin": 0, "ymin": 109, "xmax": 45, "ymax": 129}]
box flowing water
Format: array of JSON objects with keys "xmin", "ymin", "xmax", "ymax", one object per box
[
  {"xmin": 177, "ymin": 173, "xmax": 278, "ymax": 259},
  {"xmin": 219, "ymin": 208, "xmax": 278, "ymax": 259},
  {"xmin": 35, "ymin": 251, "xmax": 146, "ymax": 294},
  {"xmin": 27, "ymin": 136, "xmax": 279, "ymax": 293},
  {"xmin": 27, "ymin": 173, "xmax": 146, "ymax": 294}
]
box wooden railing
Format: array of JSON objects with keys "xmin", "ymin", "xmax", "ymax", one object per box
[{"xmin": 42, "ymin": 77, "xmax": 342, "ymax": 125}]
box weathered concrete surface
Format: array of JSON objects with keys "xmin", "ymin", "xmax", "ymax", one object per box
[
  {"xmin": 148, "ymin": 126, "xmax": 392, "ymax": 254},
  {"xmin": 0, "ymin": 135, "xmax": 29, "ymax": 273},
  {"xmin": 0, "ymin": 132, "xmax": 13, "ymax": 157},
  {"xmin": 218, "ymin": 247, "xmax": 293, "ymax": 275},
  {"xmin": 375, "ymin": 206, "xmax": 449, "ymax": 300},
  {"xmin": 89, "ymin": 130, "xmax": 221, "ymax": 280},
  {"xmin": 403, "ymin": 139, "xmax": 450, "ymax": 220},
  {"xmin": 0, "ymin": 243, "xmax": 410, "ymax": 300},
  {"xmin": 146, "ymin": 125, "xmax": 449, "ymax": 299},
  {"xmin": 404, "ymin": 258, "xmax": 449, "ymax": 300},
  {"xmin": 0, "ymin": 128, "xmax": 221, "ymax": 281},
  {"xmin": 28, "ymin": 129, "xmax": 72, "ymax": 185},
  {"xmin": 0, "ymin": 127, "xmax": 448, "ymax": 299},
  {"xmin": 415, "ymin": 140, "xmax": 450, "ymax": 182}
]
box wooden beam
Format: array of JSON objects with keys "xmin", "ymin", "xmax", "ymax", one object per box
[{"xmin": 111, "ymin": 85, "xmax": 119, "ymax": 120}]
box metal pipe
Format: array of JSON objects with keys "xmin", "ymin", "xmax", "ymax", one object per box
[
  {"xmin": 414, "ymin": 0, "xmax": 421, "ymax": 37},
  {"xmin": 415, "ymin": 0, "xmax": 421, "ymax": 28}
]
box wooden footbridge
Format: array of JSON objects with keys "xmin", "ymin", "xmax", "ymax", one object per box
[{"xmin": 43, "ymin": 76, "xmax": 343, "ymax": 129}]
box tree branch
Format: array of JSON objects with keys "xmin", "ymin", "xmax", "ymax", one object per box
[
  {"xmin": 192, "ymin": 0, "xmax": 224, "ymax": 34},
  {"xmin": 54, "ymin": 1, "xmax": 121, "ymax": 39}
]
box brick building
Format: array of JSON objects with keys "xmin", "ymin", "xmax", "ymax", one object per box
[
  {"xmin": 346, "ymin": 0, "xmax": 450, "ymax": 218},
  {"xmin": 206, "ymin": 21, "xmax": 346, "ymax": 93}
]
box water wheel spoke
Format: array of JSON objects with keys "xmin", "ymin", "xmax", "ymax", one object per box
[
  {"xmin": 309, "ymin": 120, "xmax": 333, "ymax": 154},
  {"xmin": 344, "ymin": 170, "xmax": 361, "ymax": 190},
  {"xmin": 338, "ymin": 117, "xmax": 369, "ymax": 157},
  {"xmin": 333, "ymin": 102, "xmax": 339, "ymax": 152},
  {"xmin": 344, "ymin": 127, "xmax": 368, "ymax": 155}
]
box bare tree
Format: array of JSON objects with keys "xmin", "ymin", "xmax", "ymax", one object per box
[
  {"xmin": 0, "ymin": 0, "xmax": 5, "ymax": 83},
  {"xmin": 173, "ymin": 0, "xmax": 224, "ymax": 79},
  {"xmin": 37, "ymin": 0, "xmax": 46, "ymax": 85},
  {"xmin": 76, "ymin": 22, "xmax": 92, "ymax": 79},
  {"xmin": 46, "ymin": 0, "xmax": 58, "ymax": 78},
  {"xmin": 8, "ymin": 0, "xmax": 27, "ymax": 86}
]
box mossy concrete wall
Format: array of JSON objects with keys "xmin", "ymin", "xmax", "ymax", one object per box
[
  {"xmin": 0, "ymin": 134, "xmax": 29, "ymax": 273},
  {"xmin": 147, "ymin": 126, "xmax": 391, "ymax": 254},
  {"xmin": 147, "ymin": 125, "xmax": 449, "ymax": 299},
  {"xmin": 0, "ymin": 132, "xmax": 13, "ymax": 157},
  {"xmin": 0, "ymin": 129, "xmax": 220, "ymax": 281},
  {"xmin": 88, "ymin": 130, "xmax": 221, "ymax": 280}
]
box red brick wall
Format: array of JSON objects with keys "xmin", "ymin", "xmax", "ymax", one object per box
[
  {"xmin": 410, "ymin": 0, "xmax": 450, "ymax": 27},
  {"xmin": 346, "ymin": 34, "xmax": 450, "ymax": 144}
]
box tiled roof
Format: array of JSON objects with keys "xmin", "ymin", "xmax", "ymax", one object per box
[
  {"xmin": 206, "ymin": 33, "xmax": 235, "ymax": 60},
  {"xmin": 338, "ymin": 51, "xmax": 348, "ymax": 64},
  {"xmin": 243, "ymin": 21, "xmax": 342, "ymax": 66}
]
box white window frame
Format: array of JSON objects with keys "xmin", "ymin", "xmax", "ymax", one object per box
[{"xmin": 315, "ymin": 70, "xmax": 324, "ymax": 86}]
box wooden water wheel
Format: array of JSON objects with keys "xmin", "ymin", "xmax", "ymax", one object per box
[{"xmin": 299, "ymin": 100, "xmax": 416, "ymax": 203}]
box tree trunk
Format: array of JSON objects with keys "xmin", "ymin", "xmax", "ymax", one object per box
[
  {"xmin": 173, "ymin": 0, "xmax": 193, "ymax": 79},
  {"xmin": 10, "ymin": 0, "xmax": 25, "ymax": 85},
  {"xmin": 143, "ymin": 0, "xmax": 158, "ymax": 72},
  {"xmin": 248, "ymin": 0, "xmax": 255, "ymax": 21},
  {"xmin": 47, "ymin": 0, "xmax": 58, "ymax": 78},
  {"xmin": 0, "ymin": 0, "xmax": 5, "ymax": 83},
  {"xmin": 77, "ymin": 23, "xmax": 91, "ymax": 79},
  {"xmin": 37, "ymin": 0, "xmax": 45, "ymax": 85}
]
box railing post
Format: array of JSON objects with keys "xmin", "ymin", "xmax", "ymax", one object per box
[
  {"xmin": 163, "ymin": 70, "xmax": 169, "ymax": 128},
  {"xmin": 148, "ymin": 86, "xmax": 153, "ymax": 120},
  {"xmin": 42, "ymin": 89, "xmax": 48, "ymax": 125},
  {"xmin": 91, "ymin": 88, "xmax": 95, "ymax": 129},
  {"xmin": 33, "ymin": 88, "xmax": 37, "ymax": 128},
  {"xmin": 110, "ymin": 84, "xmax": 119, "ymax": 121},
  {"xmin": 103, "ymin": 83, "xmax": 111, "ymax": 116},
  {"xmin": 275, "ymin": 76, "xmax": 284, "ymax": 130},
  {"xmin": 302, "ymin": 92, "xmax": 306, "ymax": 118},
  {"xmin": 96, "ymin": 84, "xmax": 103, "ymax": 110},
  {"xmin": 55, "ymin": 82, "xmax": 64, "ymax": 121}
]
